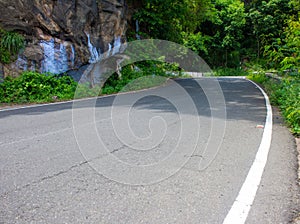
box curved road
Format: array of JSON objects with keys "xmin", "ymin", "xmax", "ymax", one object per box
[{"xmin": 0, "ymin": 78, "xmax": 299, "ymax": 223}]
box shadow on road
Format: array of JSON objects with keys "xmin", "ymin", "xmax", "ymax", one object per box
[{"xmin": 0, "ymin": 78, "xmax": 267, "ymax": 124}]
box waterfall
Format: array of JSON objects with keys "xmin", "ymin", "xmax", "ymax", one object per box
[
  {"xmin": 101, "ymin": 36, "xmax": 121, "ymax": 59},
  {"xmin": 136, "ymin": 20, "xmax": 141, "ymax": 40},
  {"xmin": 108, "ymin": 43, "xmax": 112, "ymax": 56},
  {"xmin": 70, "ymin": 44, "xmax": 75, "ymax": 67},
  {"xmin": 112, "ymin": 36, "xmax": 122, "ymax": 55},
  {"xmin": 86, "ymin": 33, "xmax": 100, "ymax": 63},
  {"xmin": 40, "ymin": 39, "xmax": 70, "ymax": 74},
  {"xmin": 38, "ymin": 33, "xmax": 124, "ymax": 76},
  {"xmin": 41, "ymin": 39, "xmax": 56, "ymax": 73},
  {"xmin": 58, "ymin": 43, "xmax": 68, "ymax": 73}
]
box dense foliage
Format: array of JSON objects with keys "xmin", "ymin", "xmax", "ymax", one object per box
[
  {"xmin": 0, "ymin": 72, "xmax": 78, "ymax": 103},
  {"xmin": 130, "ymin": 0, "xmax": 299, "ymax": 70},
  {"xmin": 132, "ymin": 0, "xmax": 216, "ymax": 43}
]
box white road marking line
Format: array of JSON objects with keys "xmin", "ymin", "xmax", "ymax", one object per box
[
  {"xmin": 223, "ymin": 79, "xmax": 273, "ymax": 224},
  {"xmin": 0, "ymin": 97, "xmax": 97, "ymax": 112}
]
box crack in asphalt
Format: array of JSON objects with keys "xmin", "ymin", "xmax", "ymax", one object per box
[
  {"xmin": 1, "ymin": 107, "xmax": 186, "ymax": 198},
  {"xmin": 0, "ymin": 144, "xmax": 131, "ymax": 197},
  {"xmin": 0, "ymin": 160, "xmax": 88, "ymax": 198}
]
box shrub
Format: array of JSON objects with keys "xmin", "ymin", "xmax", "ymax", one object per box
[
  {"xmin": 274, "ymin": 79, "xmax": 300, "ymax": 135},
  {"xmin": 248, "ymin": 72, "xmax": 300, "ymax": 135},
  {"xmin": 247, "ymin": 72, "xmax": 269, "ymax": 83},
  {"xmin": 0, "ymin": 71, "xmax": 77, "ymax": 103}
]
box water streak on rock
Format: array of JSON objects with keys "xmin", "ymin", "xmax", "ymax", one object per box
[
  {"xmin": 86, "ymin": 33, "xmax": 100, "ymax": 63},
  {"xmin": 40, "ymin": 39, "xmax": 70, "ymax": 74},
  {"xmin": 112, "ymin": 36, "xmax": 122, "ymax": 55}
]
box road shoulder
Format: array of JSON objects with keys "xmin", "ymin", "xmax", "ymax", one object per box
[
  {"xmin": 294, "ymin": 137, "xmax": 300, "ymax": 223},
  {"xmin": 246, "ymin": 107, "xmax": 300, "ymax": 224}
]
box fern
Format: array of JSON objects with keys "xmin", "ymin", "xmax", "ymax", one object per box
[{"xmin": 0, "ymin": 29, "xmax": 25, "ymax": 64}]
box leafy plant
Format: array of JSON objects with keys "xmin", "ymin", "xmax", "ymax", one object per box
[
  {"xmin": 279, "ymin": 17, "xmax": 300, "ymax": 70},
  {"xmin": 0, "ymin": 47, "xmax": 11, "ymax": 64},
  {"xmin": 1, "ymin": 31, "xmax": 25, "ymax": 54},
  {"xmin": 182, "ymin": 32, "xmax": 209, "ymax": 56},
  {"xmin": 247, "ymin": 72, "xmax": 269, "ymax": 83},
  {"xmin": 0, "ymin": 71, "xmax": 77, "ymax": 103},
  {"xmin": 0, "ymin": 28, "xmax": 25, "ymax": 64}
]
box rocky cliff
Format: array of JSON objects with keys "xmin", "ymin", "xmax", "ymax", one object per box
[{"xmin": 0, "ymin": 0, "xmax": 128, "ymax": 77}]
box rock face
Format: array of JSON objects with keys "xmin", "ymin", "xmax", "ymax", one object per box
[{"xmin": 0, "ymin": 0, "xmax": 128, "ymax": 77}]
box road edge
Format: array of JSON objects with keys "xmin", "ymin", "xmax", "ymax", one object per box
[
  {"xmin": 293, "ymin": 138, "xmax": 300, "ymax": 224},
  {"xmin": 297, "ymin": 138, "xmax": 300, "ymax": 184},
  {"xmin": 247, "ymin": 78, "xmax": 300, "ymax": 224},
  {"xmin": 223, "ymin": 79, "xmax": 273, "ymax": 224}
]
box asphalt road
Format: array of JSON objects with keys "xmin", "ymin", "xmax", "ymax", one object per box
[{"xmin": 0, "ymin": 78, "xmax": 299, "ymax": 223}]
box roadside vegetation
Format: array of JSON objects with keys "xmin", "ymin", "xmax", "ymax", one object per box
[
  {"xmin": 101, "ymin": 61, "xmax": 181, "ymax": 94},
  {"xmin": 213, "ymin": 67, "xmax": 248, "ymax": 77},
  {"xmin": 0, "ymin": 62, "xmax": 181, "ymax": 105},
  {"xmin": 248, "ymin": 72, "xmax": 300, "ymax": 136},
  {"xmin": 0, "ymin": 72, "xmax": 78, "ymax": 104}
]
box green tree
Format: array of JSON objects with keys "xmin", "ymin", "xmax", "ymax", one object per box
[
  {"xmin": 132, "ymin": 0, "xmax": 216, "ymax": 43},
  {"xmin": 200, "ymin": 0, "xmax": 246, "ymax": 67},
  {"xmin": 279, "ymin": 17, "xmax": 300, "ymax": 70},
  {"xmin": 247, "ymin": 0, "xmax": 292, "ymax": 61}
]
